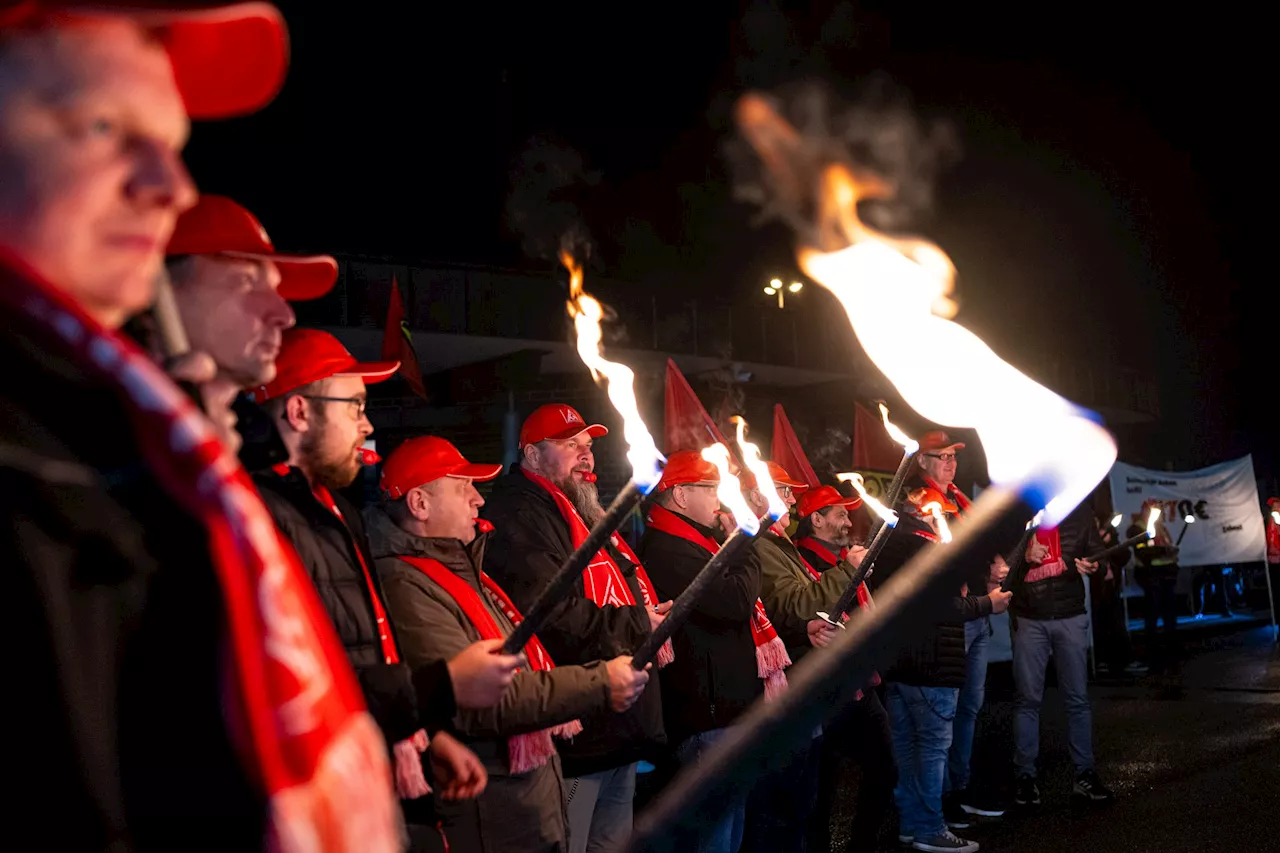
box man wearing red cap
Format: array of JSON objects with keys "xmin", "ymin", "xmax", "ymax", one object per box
[
  {"xmin": 0, "ymin": 4, "xmax": 406, "ymax": 849},
  {"xmin": 791, "ymin": 486, "xmax": 897, "ymax": 853},
  {"xmin": 1266, "ymin": 497, "xmax": 1279, "ymax": 566},
  {"xmin": 910, "ymin": 431, "xmax": 1014, "ymax": 829},
  {"xmin": 364, "ymin": 436, "xmax": 652, "ymax": 853},
  {"xmin": 153, "ymin": 193, "xmax": 336, "ymax": 454},
  {"xmin": 637, "ymin": 450, "xmax": 765, "ymax": 853},
  {"xmin": 483, "ymin": 402, "xmax": 669, "ymax": 853},
  {"xmin": 253, "ymin": 329, "xmax": 525, "ymax": 831}
]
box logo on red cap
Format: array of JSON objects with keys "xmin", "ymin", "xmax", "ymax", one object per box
[{"xmin": 519, "ymin": 404, "xmax": 608, "ymax": 447}]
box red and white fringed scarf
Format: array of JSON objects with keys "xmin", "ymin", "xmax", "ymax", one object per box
[
  {"xmin": 308, "ymin": 482, "xmax": 430, "ymax": 800},
  {"xmin": 646, "ymin": 505, "xmax": 792, "ymax": 700},
  {"xmin": 398, "ymin": 555, "xmax": 582, "ymax": 775},
  {"xmin": 521, "ymin": 468, "xmax": 674, "ymax": 668},
  {"xmin": 0, "ymin": 252, "xmax": 398, "ymax": 852}
]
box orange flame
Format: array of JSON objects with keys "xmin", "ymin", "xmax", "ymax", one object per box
[
  {"xmin": 561, "ymin": 250, "xmax": 664, "ymax": 490},
  {"xmin": 735, "ymin": 93, "xmax": 1116, "ymax": 526},
  {"xmin": 838, "ymin": 473, "xmax": 898, "ymax": 527},
  {"xmin": 878, "ymin": 403, "xmax": 919, "ymax": 453},
  {"xmin": 731, "ymin": 415, "xmax": 787, "ymax": 521},
  {"xmin": 921, "ymin": 501, "xmax": 953, "ymax": 543},
  {"xmin": 703, "ymin": 442, "xmax": 759, "ymax": 534}
]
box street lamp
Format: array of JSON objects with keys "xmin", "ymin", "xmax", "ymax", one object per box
[{"xmin": 763, "ymin": 278, "xmax": 803, "ymax": 309}]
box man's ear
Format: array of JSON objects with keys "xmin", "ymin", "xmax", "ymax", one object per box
[
  {"xmin": 406, "ymin": 487, "xmax": 432, "ymax": 523},
  {"xmin": 521, "ymin": 443, "xmax": 538, "ymax": 467},
  {"xmin": 283, "ymin": 394, "xmax": 310, "ymax": 432}
]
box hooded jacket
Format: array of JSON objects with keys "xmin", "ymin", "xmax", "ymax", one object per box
[
  {"xmin": 365, "ymin": 507, "xmax": 612, "ymax": 853},
  {"xmin": 481, "ymin": 468, "xmax": 666, "ymax": 776}
]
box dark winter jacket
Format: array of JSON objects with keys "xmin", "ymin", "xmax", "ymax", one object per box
[
  {"xmin": 637, "ymin": 512, "xmax": 764, "ymax": 744},
  {"xmin": 1009, "ymin": 503, "xmax": 1104, "ymax": 622},
  {"xmin": 482, "ymin": 467, "xmax": 666, "ymax": 776},
  {"xmin": 867, "ymin": 515, "xmax": 992, "ymax": 688},
  {"xmin": 366, "ymin": 508, "xmax": 614, "ymax": 853},
  {"xmin": 1, "ymin": 284, "xmax": 262, "ymax": 850},
  {"xmin": 255, "ymin": 467, "xmax": 454, "ymax": 743}
]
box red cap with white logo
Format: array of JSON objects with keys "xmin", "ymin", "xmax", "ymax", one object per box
[{"xmin": 518, "ymin": 403, "xmax": 608, "ymax": 447}]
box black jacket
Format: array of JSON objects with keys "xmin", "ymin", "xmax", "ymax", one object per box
[
  {"xmin": 254, "ymin": 467, "xmax": 454, "ymax": 743},
  {"xmin": 482, "ymin": 467, "xmax": 666, "ymax": 776},
  {"xmin": 867, "ymin": 515, "xmax": 992, "ymax": 688},
  {"xmin": 637, "ymin": 512, "xmax": 764, "ymax": 744},
  {"xmin": 2, "ymin": 293, "xmax": 262, "ymax": 849},
  {"xmin": 1009, "ymin": 503, "xmax": 1103, "ymax": 621}
]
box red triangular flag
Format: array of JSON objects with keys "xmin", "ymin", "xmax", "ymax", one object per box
[
  {"xmin": 663, "ymin": 359, "xmax": 730, "ymax": 455},
  {"xmin": 852, "ymin": 402, "xmax": 902, "ymax": 473},
  {"xmin": 382, "ymin": 278, "xmax": 426, "ymax": 399},
  {"xmin": 771, "ymin": 404, "xmax": 820, "ymax": 489}
]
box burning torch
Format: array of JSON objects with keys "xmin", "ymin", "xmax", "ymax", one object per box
[
  {"xmin": 502, "ymin": 251, "xmax": 665, "ymax": 655},
  {"xmin": 1084, "ymin": 505, "xmax": 1160, "ymax": 564}
]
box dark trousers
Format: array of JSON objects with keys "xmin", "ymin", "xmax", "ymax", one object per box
[
  {"xmin": 1091, "ymin": 580, "xmax": 1132, "ymax": 671},
  {"xmin": 807, "ymin": 690, "xmax": 897, "ymax": 853},
  {"xmin": 741, "ymin": 734, "xmax": 821, "ymax": 853},
  {"xmin": 1142, "ymin": 576, "xmax": 1180, "ymax": 671}
]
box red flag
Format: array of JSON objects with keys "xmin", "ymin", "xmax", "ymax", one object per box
[
  {"xmin": 853, "ymin": 402, "xmax": 902, "ymax": 473},
  {"xmin": 382, "ymin": 278, "xmax": 426, "ymax": 399},
  {"xmin": 771, "ymin": 404, "xmax": 820, "ymax": 489},
  {"xmin": 663, "ymin": 358, "xmax": 730, "ymax": 455}
]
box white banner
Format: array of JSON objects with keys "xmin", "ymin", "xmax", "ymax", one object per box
[{"xmin": 1108, "ymin": 455, "xmax": 1268, "ymax": 567}]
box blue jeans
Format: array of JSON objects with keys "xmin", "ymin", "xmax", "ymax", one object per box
[
  {"xmin": 674, "ymin": 729, "xmax": 746, "ymax": 853},
  {"xmin": 565, "ymin": 763, "xmax": 636, "ymax": 853},
  {"xmin": 946, "ymin": 618, "xmax": 990, "ymax": 793},
  {"xmin": 886, "ymin": 683, "xmax": 959, "ymax": 839},
  {"xmin": 1012, "ymin": 613, "xmax": 1094, "ymax": 777}
]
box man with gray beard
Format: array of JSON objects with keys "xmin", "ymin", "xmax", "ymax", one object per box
[{"xmin": 484, "ymin": 403, "xmax": 671, "ymax": 853}]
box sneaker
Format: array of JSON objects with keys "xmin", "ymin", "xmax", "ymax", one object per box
[
  {"xmin": 942, "ymin": 792, "xmax": 972, "ymax": 829},
  {"xmin": 1014, "ymin": 774, "xmax": 1040, "ymax": 806},
  {"xmin": 1124, "ymin": 661, "xmax": 1150, "ymax": 674},
  {"xmin": 899, "ymin": 833, "xmax": 916, "ymax": 844},
  {"xmin": 912, "ymin": 830, "xmax": 980, "ymax": 853},
  {"xmin": 1073, "ymin": 769, "xmax": 1115, "ymax": 802},
  {"xmin": 957, "ymin": 788, "xmax": 1006, "ymax": 818}
]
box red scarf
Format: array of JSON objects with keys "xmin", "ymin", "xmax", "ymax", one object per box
[
  {"xmin": 398, "ymin": 555, "xmax": 582, "ymax": 774},
  {"xmin": 921, "ymin": 475, "xmax": 972, "ymax": 514},
  {"xmin": 521, "ymin": 468, "xmax": 673, "ymax": 667},
  {"xmin": 792, "ymin": 536, "xmax": 879, "ymax": 694},
  {"xmin": 0, "ymin": 253, "xmax": 397, "ymax": 850},
  {"xmin": 646, "ymin": 505, "xmax": 791, "ymax": 699}
]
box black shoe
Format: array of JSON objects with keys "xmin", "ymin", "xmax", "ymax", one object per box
[
  {"xmin": 943, "ymin": 792, "xmax": 971, "ymax": 829},
  {"xmin": 1014, "ymin": 775, "xmax": 1040, "ymax": 806},
  {"xmin": 957, "ymin": 788, "xmax": 1006, "ymax": 818},
  {"xmin": 1073, "ymin": 770, "xmax": 1114, "ymax": 802}
]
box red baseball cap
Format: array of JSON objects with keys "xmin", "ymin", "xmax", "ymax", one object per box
[
  {"xmin": 918, "ymin": 430, "xmax": 966, "ymax": 454},
  {"xmin": 655, "ymin": 450, "xmax": 720, "ymax": 492},
  {"xmin": 0, "ymin": 2, "xmax": 290, "ymax": 120},
  {"xmin": 380, "ymin": 436, "xmax": 502, "ymax": 498},
  {"xmin": 907, "ymin": 485, "xmax": 958, "ymax": 514},
  {"xmin": 797, "ymin": 484, "xmax": 863, "ymax": 518},
  {"xmin": 167, "ymin": 195, "xmax": 337, "ymax": 300},
  {"xmin": 739, "ymin": 461, "xmax": 810, "ymax": 492},
  {"xmin": 250, "ymin": 328, "xmax": 398, "ymax": 402},
  {"xmin": 519, "ymin": 403, "xmax": 608, "ymax": 447},
  {"xmin": 1268, "ymin": 496, "xmax": 1279, "ymax": 508}
]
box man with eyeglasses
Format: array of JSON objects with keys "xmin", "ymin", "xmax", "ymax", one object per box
[
  {"xmin": 912, "ymin": 431, "xmax": 1012, "ymax": 831},
  {"xmin": 252, "ymin": 328, "xmax": 526, "ymax": 845}
]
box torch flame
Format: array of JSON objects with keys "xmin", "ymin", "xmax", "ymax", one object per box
[
  {"xmin": 838, "ymin": 473, "xmax": 898, "ymax": 527},
  {"xmin": 1145, "ymin": 505, "xmax": 1161, "ymax": 539},
  {"xmin": 734, "ymin": 94, "xmax": 1117, "ymax": 526},
  {"xmin": 702, "ymin": 442, "xmax": 759, "ymax": 534},
  {"xmin": 922, "ymin": 501, "xmax": 952, "ymax": 543},
  {"xmin": 561, "ymin": 250, "xmax": 664, "ymax": 491},
  {"xmin": 730, "ymin": 415, "xmax": 788, "ymax": 522},
  {"xmin": 1029, "ymin": 509, "xmax": 1045, "ymax": 530},
  {"xmin": 878, "ymin": 403, "xmax": 920, "ymax": 453},
  {"xmin": 1271, "ymin": 510, "xmax": 1280, "ymax": 525}
]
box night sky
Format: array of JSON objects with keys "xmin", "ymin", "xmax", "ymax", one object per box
[{"xmin": 183, "ymin": 1, "xmax": 1272, "ymax": 482}]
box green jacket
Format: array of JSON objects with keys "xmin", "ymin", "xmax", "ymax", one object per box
[{"xmin": 755, "ymin": 531, "xmax": 856, "ymax": 665}]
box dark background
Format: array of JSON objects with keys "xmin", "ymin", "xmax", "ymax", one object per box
[{"xmin": 183, "ymin": 0, "xmax": 1272, "ymax": 482}]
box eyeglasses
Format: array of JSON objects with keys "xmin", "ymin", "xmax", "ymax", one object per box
[
  {"xmin": 922, "ymin": 452, "xmax": 958, "ymax": 462},
  {"xmin": 777, "ymin": 486, "xmax": 794, "ymax": 500},
  {"xmin": 301, "ymin": 395, "xmax": 368, "ymax": 418}
]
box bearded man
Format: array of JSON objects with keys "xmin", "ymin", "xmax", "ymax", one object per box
[{"xmin": 483, "ymin": 403, "xmax": 670, "ymax": 853}]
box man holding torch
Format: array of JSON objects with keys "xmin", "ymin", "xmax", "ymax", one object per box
[
  {"xmin": 1009, "ymin": 501, "xmax": 1114, "ymax": 806},
  {"xmin": 636, "ymin": 450, "xmax": 765, "ymax": 853},
  {"xmin": 792, "ymin": 486, "xmax": 898, "ymax": 853},
  {"xmin": 363, "ymin": 435, "xmax": 651, "ymax": 853},
  {"xmin": 483, "ymin": 402, "xmax": 670, "ymax": 853}
]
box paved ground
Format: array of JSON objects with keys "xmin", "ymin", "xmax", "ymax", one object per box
[{"xmin": 823, "ymin": 625, "xmax": 1280, "ymax": 853}]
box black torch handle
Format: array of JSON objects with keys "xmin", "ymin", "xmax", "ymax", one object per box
[
  {"xmin": 632, "ymin": 526, "xmax": 754, "ymax": 669},
  {"xmin": 1083, "ymin": 531, "xmax": 1151, "ymax": 564},
  {"xmin": 829, "ymin": 515, "xmax": 897, "ymax": 618},
  {"xmin": 999, "ymin": 526, "xmax": 1039, "ymax": 593},
  {"xmin": 503, "ymin": 480, "xmax": 645, "ymax": 655}
]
